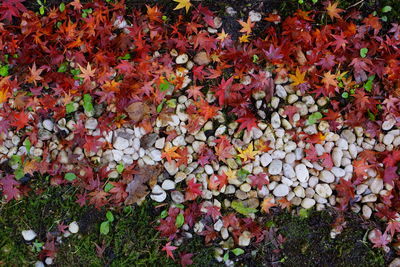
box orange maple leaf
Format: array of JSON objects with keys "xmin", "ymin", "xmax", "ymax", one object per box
[
  {"xmin": 26, "ymin": 62, "xmax": 43, "ymax": 86},
  {"xmin": 162, "ymin": 143, "xmax": 181, "ymax": 163},
  {"xmin": 238, "ymin": 17, "xmax": 255, "ymax": 35},
  {"xmin": 326, "ymin": 2, "xmax": 344, "ymax": 20},
  {"xmin": 322, "ymin": 71, "xmax": 338, "ymax": 89},
  {"xmin": 261, "ymin": 197, "xmax": 276, "ymax": 214},
  {"xmin": 78, "ymin": 63, "xmax": 96, "ymax": 83}
]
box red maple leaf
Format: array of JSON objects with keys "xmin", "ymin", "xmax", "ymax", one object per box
[
  {"xmin": 320, "ymin": 153, "xmax": 333, "ymax": 169},
  {"xmin": 199, "ymin": 225, "xmax": 219, "ymax": 244},
  {"xmin": 385, "ymin": 220, "xmax": 400, "ymax": 237},
  {"xmin": 370, "ymin": 229, "xmax": 390, "ymax": 249},
  {"xmin": 162, "ymin": 242, "xmax": 177, "ymax": 260},
  {"xmin": 0, "ymin": 0, "xmax": 27, "ymax": 21},
  {"xmin": 384, "ymin": 166, "xmax": 399, "ymax": 186},
  {"xmin": 205, "ymin": 205, "xmax": 221, "ymax": 221},
  {"xmin": 222, "ymin": 213, "xmax": 240, "ymax": 229},
  {"xmin": 180, "ymin": 252, "xmax": 194, "ymax": 267},
  {"xmin": 304, "ymin": 144, "xmax": 318, "ymax": 161},
  {"xmin": 10, "ymin": 111, "xmax": 30, "ymax": 131},
  {"xmin": 249, "ymin": 173, "xmax": 269, "ymax": 190},
  {"xmin": 236, "ymin": 115, "xmax": 258, "ymax": 132},
  {"xmin": 157, "ymin": 217, "xmax": 178, "ymax": 239},
  {"xmin": 83, "ymin": 135, "xmax": 104, "ymax": 153},
  {"xmin": 0, "ymin": 174, "xmax": 21, "ymax": 202},
  {"xmin": 185, "ymin": 178, "xmax": 202, "ymax": 201}
]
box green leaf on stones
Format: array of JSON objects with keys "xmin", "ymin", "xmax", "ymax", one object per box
[
  {"xmin": 23, "ymin": 139, "xmax": 31, "ymax": 155},
  {"xmin": 66, "ymin": 102, "xmax": 75, "ymax": 114},
  {"xmin": 175, "ymin": 213, "xmax": 184, "ymax": 228},
  {"xmin": 57, "ymin": 62, "xmax": 68, "ymax": 73},
  {"xmin": 64, "ymin": 173, "xmax": 76, "ymax": 181},
  {"xmin": 231, "ymin": 200, "xmax": 258, "ymax": 216},
  {"xmin": 83, "ymin": 94, "xmax": 94, "ymax": 113},
  {"xmin": 307, "ymin": 112, "xmax": 323, "ymax": 125},
  {"xmin": 0, "ymin": 65, "xmax": 9, "ymax": 77},
  {"xmin": 231, "ymin": 248, "xmax": 245, "ymax": 256},
  {"xmin": 104, "ymin": 182, "xmax": 114, "ymax": 192},
  {"xmin": 116, "ymin": 164, "xmax": 124, "ymax": 174},
  {"xmin": 237, "ymin": 169, "xmax": 250, "ymax": 182},
  {"xmin": 364, "ymin": 75, "xmax": 375, "ymax": 92}
]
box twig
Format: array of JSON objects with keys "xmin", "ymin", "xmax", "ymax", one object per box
[{"xmin": 347, "ymin": 0, "xmax": 365, "ymax": 9}]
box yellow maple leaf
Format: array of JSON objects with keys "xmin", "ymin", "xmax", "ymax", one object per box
[
  {"xmin": 237, "ymin": 143, "xmax": 259, "ymax": 162},
  {"xmin": 173, "ymin": 0, "xmax": 192, "ymax": 13},
  {"xmin": 239, "ymin": 34, "xmax": 250, "ymax": 43},
  {"xmin": 326, "ymin": 1, "xmax": 344, "ymax": 20},
  {"xmin": 224, "ymin": 168, "xmax": 237, "ymax": 182},
  {"xmin": 217, "ymin": 29, "xmax": 229, "ymax": 42},
  {"xmin": 238, "ymin": 17, "xmax": 255, "ymax": 35},
  {"xmin": 288, "ymin": 68, "xmax": 306, "ymax": 87}
]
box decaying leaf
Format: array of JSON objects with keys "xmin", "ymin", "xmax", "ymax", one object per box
[
  {"xmin": 124, "ymin": 164, "xmax": 163, "ymax": 205},
  {"xmin": 125, "ymin": 101, "xmax": 150, "ymax": 124}
]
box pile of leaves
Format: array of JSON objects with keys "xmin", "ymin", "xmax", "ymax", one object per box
[{"xmin": 0, "ymin": 0, "xmax": 399, "ymax": 264}]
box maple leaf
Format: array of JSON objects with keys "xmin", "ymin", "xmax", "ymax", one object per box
[
  {"xmin": 217, "ymin": 29, "xmax": 229, "ymax": 42},
  {"xmin": 249, "ymin": 173, "xmax": 269, "ymax": 190},
  {"xmin": 370, "ymin": 229, "xmax": 390, "ymax": 249},
  {"xmin": 224, "ymin": 168, "xmax": 237, "ymax": 183},
  {"xmin": 0, "ymin": 0, "xmax": 27, "ymax": 21},
  {"xmin": 320, "ymin": 153, "xmax": 333, "ymax": 169},
  {"xmin": 239, "ymin": 34, "xmax": 250, "ymax": 43},
  {"xmin": 162, "ymin": 242, "xmax": 177, "ymax": 260},
  {"xmin": 69, "ymin": 0, "xmax": 82, "ymax": 11},
  {"xmin": 214, "ymin": 136, "xmax": 234, "ymax": 163},
  {"xmin": 304, "ymin": 144, "xmax": 318, "ymax": 161},
  {"xmin": 78, "ymin": 63, "xmax": 96, "ymax": 83},
  {"xmin": 236, "ymin": 115, "xmax": 258, "ymax": 132},
  {"xmin": 384, "ymin": 166, "xmax": 399, "ymax": 186},
  {"xmin": 0, "ymin": 174, "xmax": 21, "ymax": 202},
  {"xmin": 173, "ymin": 0, "xmax": 192, "ymax": 13},
  {"xmin": 385, "ymin": 220, "xmax": 400, "ymax": 237},
  {"xmin": 199, "ymin": 225, "xmax": 219, "ymax": 244},
  {"xmin": 162, "ymin": 143, "xmax": 182, "ymax": 163},
  {"xmin": 363, "ymin": 14, "xmax": 382, "ymax": 34},
  {"xmin": 186, "ymin": 85, "xmax": 204, "ymax": 100},
  {"xmin": 205, "ymin": 205, "xmax": 221, "ymax": 221},
  {"xmin": 180, "ymin": 252, "xmax": 194, "ymax": 267},
  {"xmin": 289, "ymin": 68, "xmax": 306, "ymax": 87},
  {"xmin": 237, "ymin": 143, "xmax": 259, "ymax": 162},
  {"xmin": 185, "ymin": 178, "xmax": 202, "ymax": 201},
  {"xmin": 0, "ymin": 87, "xmax": 8, "ymax": 104},
  {"xmin": 26, "ymin": 62, "xmax": 44, "ymax": 86},
  {"xmin": 277, "ymin": 198, "xmax": 292, "ymax": 211},
  {"xmin": 88, "ymin": 190, "xmax": 109, "ymax": 209},
  {"xmin": 326, "ymin": 2, "xmax": 343, "ymax": 20},
  {"xmin": 83, "ymin": 135, "xmax": 103, "ymax": 153},
  {"xmin": 11, "ymin": 111, "xmax": 30, "ymax": 131},
  {"xmin": 322, "ymin": 71, "xmax": 338, "ymax": 91},
  {"xmin": 238, "ymin": 17, "xmax": 255, "ymax": 35},
  {"xmin": 261, "ymin": 197, "xmax": 276, "ymax": 214}
]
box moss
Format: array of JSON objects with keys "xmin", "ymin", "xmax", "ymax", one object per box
[{"xmin": 249, "ymin": 209, "xmax": 386, "ymax": 267}]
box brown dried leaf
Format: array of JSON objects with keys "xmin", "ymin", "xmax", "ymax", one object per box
[
  {"xmin": 125, "ymin": 102, "xmax": 149, "ymax": 124},
  {"xmin": 124, "ymin": 164, "xmax": 163, "ymax": 205}
]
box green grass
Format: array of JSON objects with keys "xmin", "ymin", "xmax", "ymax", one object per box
[{"xmin": 0, "ymin": 182, "xmax": 215, "ymax": 266}]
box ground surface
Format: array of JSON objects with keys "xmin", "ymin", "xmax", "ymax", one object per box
[{"xmin": 1, "ymin": 0, "xmax": 400, "ymax": 266}]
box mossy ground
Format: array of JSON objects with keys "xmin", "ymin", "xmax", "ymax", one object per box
[{"xmin": 0, "ymin": 181, "xmax": 387, "ymax": 266}]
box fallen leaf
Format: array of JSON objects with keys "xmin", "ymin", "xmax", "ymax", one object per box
[
  {"xmin": 124, "ymin": 164, "xmax": 163, "ymax": 205},
  {"xmin": 125, "ymin": 101, "xmax": 149, "ymax": 124}
]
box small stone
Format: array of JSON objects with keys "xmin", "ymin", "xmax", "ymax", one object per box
[
  {"xmin": 238, "ymin": 231, "xmax": 252, "ymax": 247},
  {"xmin": 34, "ymin": 261, "xmax": 45, "ymax": 267},
  {"xmin": 362, "ymin": 205, "xmax": 372, "ymax": 219},
  {"xmin": 155, "ymin": 138, "xmax": 165, "ymax": 149},
  {"xmin": 133, "ymin": 137, "xmax": 141, "ymax": 151},
  {"xmin": 68, "ymin": 221, "xmax": 79, "ymax": 234},
  {"xmin": 85, "ymin": 118, "xmax": 98, "ymax": 130},
  {"xmin": 383, "ymin": 134, "xmax": 394, "ymax": 145},
  {"xmin": 260, "ymin": 153, "xmax": 272, "ymax": 167},
  {"xmin": 112, "ymin": 149, "xmax": 123, "ymax": 162},
  {"xmin": 382, "ymin": 118, "xmax": 396, "ymax": 131},
  {"xmin": 42, "ymin": 119, "xmax": 54, "ymax": 131},
  {"xmin": 113, "ymin": 137, "xmax": 129, "ymax": 150},
  {"xmin": 315, "ymin": 184, "xmax": 332, "ymax": 198},
  {"xmin": 361, "ymin": 194, "xmax": 377, "ymax": 203},
  {"xmin": 295, "ymin": 164, "xmax": 309, "ymax": 183},
  {"xmin": 150, "ymin": 149, "xmax": 162, "ymax": 162},
  {"xmin": 287, "ymin": 94, "xmax": 298, "ymax": 104},
  {"xmin": 332, "ymin": 148, "xmax": 343, "ymax": 167},
  {"xmin": 275, "ymin": 85, "xmax": 287, "ymax": 99},
  {"xmin": 38, "ymin": 129, "xmax": 52, "ymax": 141},
  {"xmin": 389, "ymin": 258, "xmax": 400, "ymax": 267},
  {"xmin": 341, "ymin": 130, "xmax": 356, "ymax": 144},
  {"xmin": 268, "ymin": 159, "xmax": 282, "ymax": 175},
  {"xmin": 331, "ymin": 167, "xmax": 345, "ymax": 178},
  {"xmin": 204, "ymin": 165, "xmax": 214, "ymax": 175},
  {"xmin": 45, "ymin": 258, "xmax": 53, "ymax": 265},
  {"xmin": 176, "ymin": 54, "xmax": 189, "ymax": 64},
  {"xmin": 22, "ymin": 230, "xmax": 37, "ymax": 241},
  {"xmin": 150, "ymin": 185, "xmax": 167, "ymax": 202},
  {"xmin": 301, "ymin": 198, "xmax": 316, "ymax": 209},
  {"xmin": 271, "ymin": 112, "xmax": 281, "ymax": 129},
  {"xmin": 283, "ymin": 163, "xmax": 295, "ymax": 179},
  {"xmin": 193, "ymin": 51, "xmax": 211, "ymax": 65},
  {"xmin": 294, "ymin": 186, "xmax": 305, "ymax": 198},
  {"xmin": 214, "ymin": 219, "xmax": 224, "ymax": 231},
  {"xmin": 319, "ymin": 170, "xmax": 335, "ymax": 183},
  {"xmin": 240, "ymin": 183, "xmax": 251, "ymax": 192},
  {"xmin": 171, "ymin": 191, "xmax": 185, "ymax": 203},
  {"xmin": 164, "ymin": 161, "xmax": 178, "ymax": 176},
  {"xmin": 162, "ymin": 179, "xmax": 176, "ymax": 190},
  {"xmin": 336, "ymin": 138, "xmax": 348, "ymax": 150},
  {"xmin": 249, "ymin": 10, "xmax": 262, "ymax": 22},
  {"xmin": 370, "ymin": 178, "xmax": 383, "ymax": 194},
  {"xmin": 273, "ymin": 184, "xmax": 289, "ymax": 197}
]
